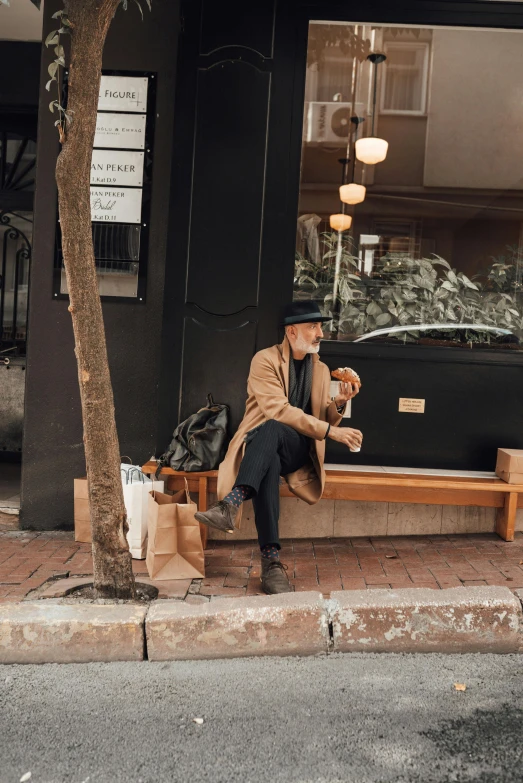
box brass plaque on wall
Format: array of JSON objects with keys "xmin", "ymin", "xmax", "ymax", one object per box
[{"xmin": 399, "ymin": 398, "xmax": 426, "ymax": 413}]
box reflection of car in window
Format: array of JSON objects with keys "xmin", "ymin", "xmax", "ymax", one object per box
[{"xmin": 353, "ymin": 323, "xmax": 520, "ymax": 349}]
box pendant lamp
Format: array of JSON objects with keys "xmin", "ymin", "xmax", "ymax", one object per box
[
  {"xmin": 330, "ymin": 213, "xmax": 352, "ymax": 232},
  {"xmin": 355, "ymin": 52, "xmax": 388, "ymax": 165},
  {"xmin": 339, "ymin": 182, "xmax": 366, "ymax": 205}
]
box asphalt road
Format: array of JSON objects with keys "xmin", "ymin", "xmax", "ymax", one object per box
[{"xmin": 1, "ymin": 653, "xmax": 523, "ymax": 783}]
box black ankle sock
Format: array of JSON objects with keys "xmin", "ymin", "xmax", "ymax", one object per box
[
  {"xmin": 261, "ymin": 544, "xmax": 280, "ymax": 561},
  {"xmin": 223, "ymin": 485, "xmax": 252, "ymax": 508}
]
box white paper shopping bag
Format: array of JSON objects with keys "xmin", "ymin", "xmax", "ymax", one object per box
[{"xmin": 121, "ymin": 464, "xmax": 163, "ymax": 559}]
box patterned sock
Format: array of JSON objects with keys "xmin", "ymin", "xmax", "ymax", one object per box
[
  {"xmin": 223, "ymin": 484, "xmax": 252, "ymax": 508},
  {"xmin": 261, "ymin": 544, "xmax": 280, "ymax": 561}
]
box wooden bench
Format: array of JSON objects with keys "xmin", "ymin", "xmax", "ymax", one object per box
[{"xmin": 141, "ymin": 461, "xmax": 523, "ymax": 545}]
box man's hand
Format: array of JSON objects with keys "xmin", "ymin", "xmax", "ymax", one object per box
[
  {"xmin": 334, "ymin": 382, "xmax": 360, "ymax": 408},
  {"xmin": 328, "ymin": 425, "xmax": 363, "ymax": 450}
]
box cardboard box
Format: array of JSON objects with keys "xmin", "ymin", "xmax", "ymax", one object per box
[
  {"xmin": 495, "ymin": 449, "xmax": 523, "ymax": 484},
  {"xmin": 74, "ymin": 478, "xmax": 91, "ymax": 543}
]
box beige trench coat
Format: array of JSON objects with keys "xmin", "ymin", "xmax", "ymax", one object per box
[{"xmin": 217, "ymin": 337, "xmax": 344, "ymax": 506}]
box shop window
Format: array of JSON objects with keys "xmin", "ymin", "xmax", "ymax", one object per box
[
  {"xmin": 380, "ymin": 42, "xmax": 429, "ymax": 115},
  {"xmin": 295, "ymin": 22, "xmax": 523, "ymax": 351}
]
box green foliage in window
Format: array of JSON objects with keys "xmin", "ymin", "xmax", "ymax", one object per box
[{"xmin": 294, "ymin": 234, "xmax": 523, "ymax": 343}]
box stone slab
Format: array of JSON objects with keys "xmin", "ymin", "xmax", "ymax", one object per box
[
  {"xmin": 0, "ymin": 603, "xmax": 147, "ymax": 664},
  {"xmin": 146, "ymin": 592, "xmax": 329, "ymax": 660},
  {"xmin": 37, "ymin": 577, "xmax": 91, "ymax": 599},
  {"xmin": 329, "ymin": 586, "xmax": 522, "ymax": 653}
]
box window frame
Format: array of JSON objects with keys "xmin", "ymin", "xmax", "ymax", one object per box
[{"xmin": 379, "ymin": 40, "xmax": 430, "ymax": 117}]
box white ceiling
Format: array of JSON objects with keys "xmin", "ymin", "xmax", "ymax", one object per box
[{"xmin": 0, "ymin": 0, "xmax": 43, "ymax": 41}]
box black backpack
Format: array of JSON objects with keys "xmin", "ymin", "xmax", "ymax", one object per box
[{"xmin": 156, "ymin": 394, "xmax": 229, "ymax": 476}]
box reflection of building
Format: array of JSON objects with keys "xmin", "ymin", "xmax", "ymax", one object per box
[
  {"xmin": 300, "ymin": 24, "xmax": 523, "ymax": 280},
  {"xmin": 1, "ymin": 0, "xmax": 523, "ymax": 536}
]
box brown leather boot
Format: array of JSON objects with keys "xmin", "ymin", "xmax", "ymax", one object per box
[
  {"xmin": 261, "ymin": 558, "xmax": 292, "ymax": 594},
  {"xmin": 195, "ymin": 501, "xmax": 239, "ymax": 534}
]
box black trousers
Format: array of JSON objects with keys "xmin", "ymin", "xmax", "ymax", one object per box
[{"xmin": 234, "ymin": 420, "xmax": 311, "ymax": 549}]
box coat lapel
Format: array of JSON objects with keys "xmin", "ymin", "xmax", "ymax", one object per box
[
  {"xmin": 311, "ymin": 352, "xmax": 322, "ymax": 419},
  {"xmin": 279, "ymin": 338, "xmax": 290, "ymax": 397}
]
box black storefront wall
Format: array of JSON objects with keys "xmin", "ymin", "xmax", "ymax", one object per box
[
  {"xmin": 21, "ymin": 0, "xmax": 180, "ymax": 529},
  {"xmin": 157, "ymin": 0, "xmax": 523, "ymax": 477}
]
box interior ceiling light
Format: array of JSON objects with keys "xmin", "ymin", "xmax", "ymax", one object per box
[
  {"xmin": 329, "ymin": 213, "xmax": 352, "ymax": 232},
  {"xmin": 355, "ymin": 52, "xmax": 388, "ymax": 165},
  {"xmin": 339, "ymin": 182, "xmax": 366, "ymax": 205}
]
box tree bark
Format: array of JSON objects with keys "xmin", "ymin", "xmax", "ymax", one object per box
[{"xmin": 55, "ymin": 0, "xmax": 135, "ymax": 599}]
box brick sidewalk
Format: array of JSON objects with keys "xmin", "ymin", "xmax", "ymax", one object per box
[{"xmin": 0, "ymin": 530, "xmax": 522, "ymax": 602}]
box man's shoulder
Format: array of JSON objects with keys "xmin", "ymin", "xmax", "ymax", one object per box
[{"xmin": 251, "ymin": 344, "xmax": 282, "ymax": 369}]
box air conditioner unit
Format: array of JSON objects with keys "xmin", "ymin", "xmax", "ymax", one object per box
[{"xmin": 305, "ymin": 102, "xmax": 367, "ymax": 144}]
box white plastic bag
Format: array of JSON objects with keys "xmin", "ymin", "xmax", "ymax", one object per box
[{"xmin": 121, "ymin": 464, "xmax": 164, "ymax": 559}]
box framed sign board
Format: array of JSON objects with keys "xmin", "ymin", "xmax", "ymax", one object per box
[
  {"xmin": 94, "ymin": 113, "xmax": 147, "ymax": 150},
  {"xmin": 54, "ymin": 70, "xmax": 156, "ymax": 302}
]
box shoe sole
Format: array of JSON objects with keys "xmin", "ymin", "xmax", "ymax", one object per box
[
  {"xmin": 260, "ymin": 578, "xmax": 293, "ymax": 595},
  {"xmin": 194, "ymin": 511, "xmax": 235, "ymax": 535}
]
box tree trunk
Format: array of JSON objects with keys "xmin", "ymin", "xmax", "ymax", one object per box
[{"xmin": 55, "ymin": 0, "xmax": 135, "ymax": 599}]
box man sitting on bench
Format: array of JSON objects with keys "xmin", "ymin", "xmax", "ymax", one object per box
[{"xmin": 195, "ymin": 301, "xmax": 362, "ymax": 594}]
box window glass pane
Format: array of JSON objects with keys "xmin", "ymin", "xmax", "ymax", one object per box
[
  {"xmin": 382, "ymin": 43, "xmax": 428, "ymax": 113},
  {"xmin": 295, "ymin": 22, "xmax": 523, "ymax": 351}
]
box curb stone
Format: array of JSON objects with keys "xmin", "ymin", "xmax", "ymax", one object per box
[
  {"xmin": 328, "ymin": 587, "xmax": 522, "ymax": 654},
  {"xmin": 146, "ymin": 592, "xmax": 329, "ymax": 660},
  {"xmin": 0, "ymin": 586, "xmax": 521, "ymax": 664},
  {"xmin": 0, "ymin": 603, "xmax": 147, "ymax": 664}
]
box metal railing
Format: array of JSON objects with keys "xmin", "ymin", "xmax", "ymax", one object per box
[{"xmin": 0, "ymin": 211, "xmax": 31, "ymax": 357}]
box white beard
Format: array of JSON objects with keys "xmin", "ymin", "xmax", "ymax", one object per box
[{"xmin": 294, "ymin": 335, "xmax": 321, "ymax": 354}]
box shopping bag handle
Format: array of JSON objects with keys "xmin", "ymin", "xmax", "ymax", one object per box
[
  {"xmin": 184, "ymin": 477, "xmax": 192, "ymax": 504},
  {"xmin": 120, "ymin": 455, "xmax": 133, "ymax": 464},
  {"xmin": 121, "ymin": 466, "xmax": 146, "ymax": 485},
  {"xmin": 128, "ymin": 467, "xmax": 146, "ymax": 484}
]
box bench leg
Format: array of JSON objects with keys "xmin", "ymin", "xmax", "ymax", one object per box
[
  {"xmin": 496, "ymin": 492, "xmax": 517, "ymax": 542},
  {"xmin": 198, "ymin": 477, "xmax": 209, "ymax": 550}
]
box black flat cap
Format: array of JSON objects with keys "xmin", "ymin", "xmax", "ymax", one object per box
[{"xmin": 281, "ymin": 300, "xmax": 331, "ymax": 326}]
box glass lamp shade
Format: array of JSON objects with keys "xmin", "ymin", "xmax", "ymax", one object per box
[
  {"xmin": 355, "ymin": 136, "xmax": 388, "ymax": 165},
  {"xmin": 339, "ymin": 183, "xmax": 366, "ymax": 205},
  {"xmin": 329, "ymin": 213, "xmax": 352, "ymax": 232}
]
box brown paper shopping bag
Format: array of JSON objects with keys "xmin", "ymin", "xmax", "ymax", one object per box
[
  {"xmin": 74, "ymin": 478, "xmax": 91, "ymax": 543},
  {"xmin": 146, "ymin": 482, "xmax": 205, "ymax": 580}
]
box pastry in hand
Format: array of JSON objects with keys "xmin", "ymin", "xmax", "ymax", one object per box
[{"xmin": 331, "ymin": 367, "xmax": 361, "ymax": 387}]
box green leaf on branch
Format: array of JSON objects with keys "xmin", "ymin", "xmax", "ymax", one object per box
[
  {"xmin": 366, "ymin": 301, "xmax": 382, "ymax": 317},
  {"xmin": 48, "ymin": 61, "xmax": 59, "ymax": 78},
  {"xmin": 45, "ymin": 31, "xmax": 59, "ymax": 47},
  {"xmin": 45, "ymin": 78, "xmax": 56, "ymax": 91}
]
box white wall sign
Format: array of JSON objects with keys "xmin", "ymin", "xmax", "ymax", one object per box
[
  {"xmin": 98, "ymin": 75, "xmax": 148, "ymax": 113},
  {"xmin": 90, "ymin": 187, "xmax": 143, "ymax": 223},
  {"xmin": 94, "ymin": 112, "xmax": 146, "ymax": 150},
  {"xmin": 91, "ymin": 150, "xmax": 144, "ymax": 187}
]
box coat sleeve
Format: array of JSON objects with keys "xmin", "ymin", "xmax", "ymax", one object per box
[
  {"xmin": 327, "ymin": 399, "xmax": 344, "ymax": 426},
  {"xmin": 249, "ymin": 352, "xmax": 329, "ymax": 440}
]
